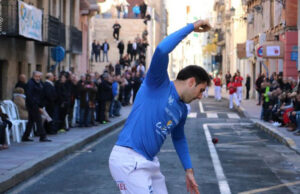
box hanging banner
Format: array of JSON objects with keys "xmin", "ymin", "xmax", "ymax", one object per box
[
  {"xmin": 18, "ymin": 0, "xmax": 42, "ymax": 41},
  {"xmin": 246, "ymin": 40, "xmax": 254, "ymax": 58}
]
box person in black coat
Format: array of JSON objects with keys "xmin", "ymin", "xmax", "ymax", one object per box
[
  {"xmin": 55, "ymin": 74, "xmax": 70, "ymax": 131},
  {"xmin": 127, "ymin": 41, "xmax": 133, "ymax": 61},
  {"xmin": 98, "ymin": 73, "xmax": 113, "ymax": 124},
  {"xmin": 44, "ymin": 73, "xmax": 58, "ymax": 134},
  {"xmin": 132, "ymin": 71, "xmax": 142, "ymax": 102},
  {"xmin": 22, "ymin": 71, "xmax": 51, "ymax": 142},
  {"xmin": 117, "ymin": 40, "xmax": 125, "ymax": 59},
  {"xmin": 245, "ymin": 74, "xmax": 251, "ymax": 100}
]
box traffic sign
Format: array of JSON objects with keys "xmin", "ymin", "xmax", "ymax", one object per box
[{"xmin": 256, "ymin": 46, "xmax": 263, "ymax": 57}]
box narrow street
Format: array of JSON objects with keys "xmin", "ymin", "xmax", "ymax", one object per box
[{"xmin": 7, "ymin": 97, "xmax": 300, "ymax": 194}]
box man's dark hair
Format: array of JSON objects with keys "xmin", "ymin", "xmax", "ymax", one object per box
[{"xmin": 176, "ymin": 65, "xmax": 211, "ymax": 86}]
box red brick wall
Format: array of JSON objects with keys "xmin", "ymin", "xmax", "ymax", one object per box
[
  {"xmin": 285, "ymin": 0, "xmax": 297, "ymax": 27},
  {"xmin": 282, "ymin": 31, "xmax": 298, "ymax": 79}
]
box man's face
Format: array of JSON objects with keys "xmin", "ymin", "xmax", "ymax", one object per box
[
  {"xmin": 183, "ymin": 79, "xmax": 207, "ymax": 103},
  {"xmin": 33, "ymin": 74, "xmax": 41, "ymax": 83}
]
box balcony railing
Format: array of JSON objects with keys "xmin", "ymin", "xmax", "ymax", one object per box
[
  {"xmin": 0, "ymin": 0, "xmax": 18, "ymax": 36},
  {"xmin": 69, "ymin": 26, "xmax": 82, "ymax": 54},
  {"xmin": 42, "ymin": 15, "xmax": 66, "ymax": 47}
]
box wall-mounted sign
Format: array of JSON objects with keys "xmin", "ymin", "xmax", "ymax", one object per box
[
  {"xmin": 18, "ymin": 0, "xmax": 42, "ymax": 41},
  {"xmin": 256, "ymin": 46, "xmax": 263, "ymax": 57},
  {"xmin": 262, "ymin": 41, "xmax": 284, "ymax": 58}
]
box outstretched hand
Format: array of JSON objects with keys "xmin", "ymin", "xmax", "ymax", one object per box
[
  {"xmin": 193, "ymin": 20, "xmax": 212, "ymax": 33},
  {"xmin": 186, "ymin": 169, "xmax": 200, "ymax": 194}
]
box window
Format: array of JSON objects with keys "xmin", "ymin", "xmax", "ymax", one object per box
[{"xmin": 36, "ymin": 64, "xmax": 42, "ymax": 72}]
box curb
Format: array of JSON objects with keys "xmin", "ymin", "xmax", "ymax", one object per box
[
  {"xmin": 251, "ymin": 119, "xmax": 299, "ymax": 154},
  {"xmin": 0, "ymin": 119, "xmax": 126, "ymax": 193}
]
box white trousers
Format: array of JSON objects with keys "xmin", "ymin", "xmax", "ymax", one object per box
[
  {"xmin": 215, "ymin": 86, "xmax": 221, "ymax": 100},
  {"xmin": 203, "ymin": 87, "xmax": 209, "ymax": 98},
  {"xmin": 229, "ymin": 93, "xmax": 239, "ymax": 109},
  {"xmin": 109, "ymin": 145, "xmax": 168, "ymax": 194},
  {"xmin": 237, "ymin": 86, "xmax": 243, "ymax": 102}
]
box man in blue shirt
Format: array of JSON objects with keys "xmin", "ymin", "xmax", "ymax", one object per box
[{"xmin": 109, "ymin": 20, "xmax": 211, "ymax": 194}]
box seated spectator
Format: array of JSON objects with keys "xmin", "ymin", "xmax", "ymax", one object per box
[
  {"xmin": 0, "ymin": 106, "xmax": 12, "ymax": 150},
  {"xmin": 13, "ymin": 87, "xmax": 28, "ymax": 120}
]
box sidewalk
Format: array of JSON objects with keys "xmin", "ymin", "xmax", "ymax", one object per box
[
  {"xmin": 0, "ymin": 106, "xmax": 131, "ymax": 193},
  {"xmin": 208, "ymin": 87, "xmax": 300, "ymax": 154}
]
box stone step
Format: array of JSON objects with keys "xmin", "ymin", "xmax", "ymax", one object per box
[{"xmin": 90, "ymin": 18, "xmax": 147, "ymax": 69}]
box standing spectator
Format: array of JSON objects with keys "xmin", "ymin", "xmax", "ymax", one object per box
[
  {"xmin": 245, "ymin": 74, "xmax": 251, "ymax": 100},
  {"xmin": 98, "ymin": 73, "xmax": 113, "ymax": 124},
  {"xmin": 124, "ymin": 72, "xmax": 132, "ymax": 105},
  {"xmin": 113, "ymin": 21, "xmax": 121, "ymax": 41},
  {"xmin": 127, "ymin": 41, "xmax": 133, "ymax": 61},
  {"xmin": 255, "ymin": 73, "xmax": 264, "ymax": 105},
  {"xmin": 66, "ymin": 73, "xmax": 78, "ymax": 128},
  {"xmin": 137, "ymin": 63, "xmax": 145, "ymax": 75},
  {"xmin": 142, "ymin": 28, "xmax": 148, "ymax": 41},
  {"xmin": 91, "ymin": 40, "xmax": 97, "ymax": 62},
  {"xmin": 102, "ymin": 40, "xmax": 110, "ymax": 62},
  {"xmin": 13, "ymin": 87, "xmax": 28, "ymax": 120},
  {"xmin": 96, "ymin": 41, "xmax": 101, "ymax": 62},
  {"xmin": 225, "ymin": 71, "xmax": 231, "ymax": 90},
  {"xmin": 235, "ymin": 71, "xmax": 244, "ymax": 102},
  {"xmin": 0, "ymin": 108, "xmax": 12, "ymax": 150},
  {"xmin": 15, "ymin": 74, "xmax": 27, "ymax": 92},
  {"xmin": 78, "ymin": 74, "xmax": 97, "ymax": 127},
  {"xmin": 139, "ymin": 0, "xmax": 147, "ymax": 19},
  {"xmin": 110, "ymin": 75, "xmax": 121, "ymax": 117},
  {"xmin": 228, "ymin": 77, "xmax": 239, "ymax": 109},
  {"xmin": 135, "ymin": 34, "xmax": 141, "ymax": 43},
  {"xmin": 132, "ymin": 71, "xmax": 142, "ymax": 102},
  {"xmin": 55, "ymin": 74, "xmax": 69, "ymax": 132},
  {"xmin": 116, "ymin": 4, "xmax": 122, "ymax": 18},
  {"xmin": 43, "ymin": 73, "xmax": 58, "ymax": 134},
  {"xmin": 122, "ymin": 1, "xmax": 129, "ymax": 18},
  {"xmin": 22, "ymin": 71, "xmax": 51, "ymax": 142},
  {"xmin": 213, "ymin": 74, "xmax": 222, "ymax": 101},
  {"xmin": 117, "ymin": 40, "xmax": 125, "ymax": 59},
  {"xmin": 132, "ymin": 41, "xmax": 138, "ymax": 61},
  {"xmin": 132, "ymin": 4, "xmax": 140, "ymax": 18}
]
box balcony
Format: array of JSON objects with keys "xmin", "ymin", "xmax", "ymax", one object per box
[
  {"xmin": 0, "ymin": 0, "xmax": 18, "ymax": 36},
  {"xmin": 69, "ymin": 26, "xmax": 82, "ymax": 54}
]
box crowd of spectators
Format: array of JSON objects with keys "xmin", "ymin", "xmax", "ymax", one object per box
[{"xmin": 255, "ymin": 71, "xmax": 300, "ymax": 136}]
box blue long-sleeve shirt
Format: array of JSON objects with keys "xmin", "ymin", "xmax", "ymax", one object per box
[{"xmin": 116, "ymin": 23, "xmax": 194, "ymax": 170}]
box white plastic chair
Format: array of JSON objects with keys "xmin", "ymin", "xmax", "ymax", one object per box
[
  {"xmin": 0, "ymin": 105, "xmax": 20, "ymax": 143},
  {"xmin": 2, "ymin": 101, "xmax": 27, "ymax": 143}
]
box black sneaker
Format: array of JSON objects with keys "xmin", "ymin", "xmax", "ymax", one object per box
[
  {"xmin": 22, "ymin": 138, "xmax": 34, "ymax": 142},
  {"xmin": 40, "ymin": 138, "xmax": 52, "ymax": 142}
]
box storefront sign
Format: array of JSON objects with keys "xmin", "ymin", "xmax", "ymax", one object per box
[{"xmin": 18, "ymin": 1, "xmax": 42, "ymax": 41}]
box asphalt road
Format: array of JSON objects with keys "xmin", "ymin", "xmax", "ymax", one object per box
[{"xmin": 7, "ymin": 97, "xmax": 300, "ymax": 194}]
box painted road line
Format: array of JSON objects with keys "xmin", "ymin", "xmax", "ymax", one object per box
[
  {"xmin": 227, "ymin": 113, "xmax": 240, "ymax": 119},
  {"xmin": 206, "ymin": 113, "xmax": 218, "ymax": 118},
  {"xmin": 199, "ymin": 101, "xmax": 204, "ymax": 113},
  {"xmin": 203, "ymin": 123, "xmax": 252, "ymax": 194},
  {"xmin": 188, "ymin": 112, "xmax": 197, "ymax": 118},
  {"xmin": 203, "ymin": 124, "xmax": 231, "ymax": 194}
]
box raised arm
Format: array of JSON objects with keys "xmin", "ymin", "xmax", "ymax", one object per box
[{"xmin": 145, "ymin": 20, "xmax": 211, "ymax": 87}]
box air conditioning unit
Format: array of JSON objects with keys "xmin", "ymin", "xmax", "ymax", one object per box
[{"xmin": 247, "ymin": 13, "xmax": 254, "ymax": 24}]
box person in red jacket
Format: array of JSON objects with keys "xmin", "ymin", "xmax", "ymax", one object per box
[
  {"xmin": 213, "ymin": 74, "xmax": 222, "ymax": 101},
  {"xmin": 228, "ymin": 77, "xmax": 240, "ymax": 109},
  {"xmin": 235, "ymin": 71, "xmax": 244, "ymax": 102}
]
